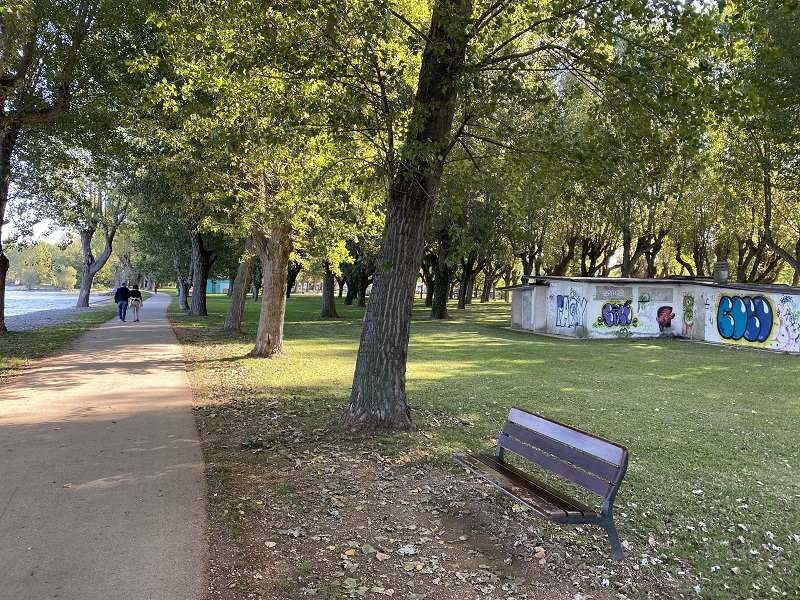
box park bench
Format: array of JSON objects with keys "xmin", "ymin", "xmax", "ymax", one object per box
[{"xmin": 453, "ymin": 407, "xmax": 629, "ymax": 560}]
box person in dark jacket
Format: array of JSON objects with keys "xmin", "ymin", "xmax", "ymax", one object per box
[{"xmin": 114, "ymin": 283, "xmax": 131, "ymax": 322}]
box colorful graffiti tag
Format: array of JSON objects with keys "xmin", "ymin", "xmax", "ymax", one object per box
[
  {"xmin": 594, "ymin": 300, "xmax": 639, "ymax": 329},
  {"xmin": 602, "ymin": 301, "xmax": 632, "ymax": 326},
  {"xmin": 776, "ymin": 296, "xmax": 800, "ymax": 352},
  {"xmin": 682, "ymin": 294, "xmax": 695, "ymax": 337},
  {"xmin": 716, "ymin": 295, "xmax": 773, "ymax": 343},
  {"xmin": 656, "ymin": 306, "xmax": 676, "ymax": 332},
  {"xmin": 555, "ymin": 290, "xmax": 588, "ymax": 328}
]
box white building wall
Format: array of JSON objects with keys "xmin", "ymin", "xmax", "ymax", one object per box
[{"xmin": 510, "ymin": 279, "xmax": 800, "ymax": 353}]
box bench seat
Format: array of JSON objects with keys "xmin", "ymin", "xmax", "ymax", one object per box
[
  {"xmin": 454, "ymin": 407, "xmax": 629, "ymax": 560},
  {"xmin": 453, "ymin": 453, "xmax": 598, "ymax": 521}
]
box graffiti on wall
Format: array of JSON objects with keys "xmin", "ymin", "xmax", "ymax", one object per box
[
  {"xmin": 657, "ymin": 306, "xmax": 676, "ymax": 332},
  {"xmin": 602, "ymin": 301, "xmax": 633, "ymax": 326},
  {"xmin": 637, "ymin": 293, "xmax": 651, "ymax": 312},
  {"xmin": 776, "ymin": 296, "xmax": 800, "ymax": 351},
  {"xmin": 595, "ymin": 286, "xmax": 633, "ymax": 301},
  {"xmin": 716, "ymin": 295, "xmax": 773, "ymax": 343},
  {"xmin": 682, "ymin": 294, "xmax": 695, "ymax": 337},
  {"xmin": 594, "ymin": 299, "xmax": 639, "ymax": 330},
  {"xmin": 555, "ymin": 290, "xmax": 588, "ymax": 328},
  {"xmin": 638, "ymin": 288, "xmax": 673, "ymax": 312}
]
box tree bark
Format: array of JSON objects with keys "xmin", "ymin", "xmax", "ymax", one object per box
[
  {"xmin": 189, "ymin": 231, "xmax": 215, "ymax": 317},
  {"xmin": 430, "ymin": 240, "xmax": 453, "ymax": 320},
  {"xmin": 223, "ymin": 233, "xmax": 256, "ymax": 332},
  {"xmin": 420, "ymin": 255, "xmax": 435, "ymax": 307},
  {"xmin": 357, "ymin": 275, "xmax": 369, "ymax": 307},
  {"xmin": 175, "ymin": 255, "xmax": 191, "ymax": 312},
  {"xmin": 344, "ymin": 0, "xmax": 471, "ymax": 431},
  {"xmin": 0, "ymin": 124, "xmax": 20, "ymax": 334},
  {"xmin": 480, "ymin": 268, "xmax": 494, "ymax": 303},
  {"xmin": 251, "ymin": 226, "xmax": 292, "ymax": 357},
  {"xmin": 77, "ymin": 229, "xmax": 97, "ymax": 308},
  {"xmin": 457, "ymin": 252, "xmax": 476, "ymax": 310},
  {"xmin": 320, "ymin": 261, "xmax": 340, "ymax": 318},
  {"xmin": 344, "ymin": 267, "xmax": 359, "ymax": 305},
  {"xmin": 76, "ymin": 227, "xmax": 116, "ymax": 308},
  {"xmin": 286, "ymin": 260, "xmax": 302, "ymax": 298}
]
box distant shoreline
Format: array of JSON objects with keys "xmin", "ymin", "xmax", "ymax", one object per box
[
  {"xmin": 5, "ymin": 295, "xmax": 113, "ymax": 332},
  {"xmin": 5, "ymin": 286, "xmax": 111, "ymax": 295}
]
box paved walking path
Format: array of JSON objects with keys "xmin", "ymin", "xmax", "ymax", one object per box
[{"xmin": 0, "ymin": 293, "xmax": 207, "ymax": 600}]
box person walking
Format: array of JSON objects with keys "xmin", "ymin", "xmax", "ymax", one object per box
[
  {"xmin": 114, "ymin": 283, "xmax": 131, "ymax": 322},
  {"xmin": 129, "ymin": 284, "xmax": 144, "ymax": 322}
]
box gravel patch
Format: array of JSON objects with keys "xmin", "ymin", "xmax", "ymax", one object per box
[{"xmin": 6, "ymin": 296, "xmax": 114, "ymax": 331}]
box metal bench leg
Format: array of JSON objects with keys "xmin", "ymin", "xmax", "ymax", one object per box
[{"xmin": 602, "ymin": 519, "xmax": 624, "ymax": 561}]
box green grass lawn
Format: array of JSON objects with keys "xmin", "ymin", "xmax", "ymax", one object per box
[
  {"xmin": 0, "ymin": 302, "xmax": 118, "ymax": 378},
  {"xmin": 172, "ymin": 293, "xmax": 799, "ymax": 599}
]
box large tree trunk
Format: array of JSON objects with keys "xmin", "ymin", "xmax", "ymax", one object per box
[
  {"xmin": 189, "ymin": 231, "xmax": 214, "ymax": 317},
  {"xmin": 286, "ymin": 260, "xmax": 302, "ymax": 298},
  {"xmin": 0, "ymin": 251, "xmax": 8, "ymax": 333},
  {"xmin": 252, "ymin": 226, "xmax": 292, "ymax": 357},
  {"xmin": 430, "ymin": 261, "xmax": 452, "ymax": 320},
  {"xmin": 224, "ymin": 234, "xmax": 256, "ymax": 332},
  {"xmin": 344, "ymin": 267, "xmax": 359, "ymax": 305},
  {"xmin": 457, "ymin": 264, "xmax": 473, "ymax": 310},
  {"xmin": 176, "ymin": 255, "xmax": 191, "ymax": 312},
  {"xmin": 420, "ymin": 256, "xmax": 434, "ymax": 307},
  {"xmin": 0, "ymin": 125, "xmax": 20, "ymax": 334},
  {"xmin": 336, "ymin": 275, "xmax": 346, "ymax": 298},
  {"xmin": 431, "ymin": 267, "xmax": 452, "ymax": 319},
  {"xmin": 431, "ymin": 228, "xmax": 452, "ymax": 319},
  {"xmin": 320, "ymin": 261, "xmax": 340, "ymax": 318},
  {"xmin": 344, "ymin": 0, "xmax": 471, "ymax": 431},
  {"xmin": 77, "ymin": 229, "xmax": 98, "ymax": 308},
  {"xmin": 357, "ymin": 275, "xmax": 369, "ymax": 307},
  {"xmin": 621, "ymin": 228, "xmax": 633, "ymax": 278},
  {"xmin": 480, "ymin": 267, "xmax": 495, "ymax": 303}
]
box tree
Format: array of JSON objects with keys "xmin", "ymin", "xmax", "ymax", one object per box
[
  {"xmin": 16, "ymin": 149, "xmax": 129, "ymax": 306},
  {"xmin": 715, "ymin": 2, "xmax": 800, "ymax": 279},
  {"xmin": 344, "ymin": 0, "xmax": 472, "ymax": 430},
  {"xmin": 344, "ymin": 0, "xmax": 713, "ymax": 429},
  {"xmin": 18, "ymin": 242, "xmax": 55, "ymax": 289},
  {"xmin": 56, "ymin": 265, "xmax": 78, "ymax": 290},
  {"xmin": 0, "ymin": 0, "xmax": 154, "ymax": 332},
  {"xmin": 223, "ymin": 231, "xmax": 256, "ymax": 333}
]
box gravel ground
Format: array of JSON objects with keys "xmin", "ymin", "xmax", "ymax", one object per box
[{"xmin": 6, "ymin": 296, "xmax": 113, "ymax": 331}]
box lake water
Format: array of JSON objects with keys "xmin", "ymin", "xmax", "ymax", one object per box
[{"xmin": 4, "ymin": 289, "xmax": 103, "ymax": 317}]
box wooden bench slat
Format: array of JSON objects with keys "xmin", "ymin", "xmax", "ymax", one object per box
[
  {"xmin": 470, "ymin": 454, "xmax": 597, "ymax": 518},
  {"xmin": 499, "ymin": 434, "xmax": 612, "ymax": 497},
  {"xmin": 508, "ymin": 408, "xmax": 626, "ymax": 466},
  {"xmin": 502, "ymin": 421, "xmax": 621, "ymax": 482},
  {"xmin": 454, "ymin": 454, "xmax": 574, "ymax": 519}
]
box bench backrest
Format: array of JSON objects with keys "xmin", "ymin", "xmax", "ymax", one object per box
[{"xmin": 498, "ymin": 407, "xmax": 628, "ymax": 501}]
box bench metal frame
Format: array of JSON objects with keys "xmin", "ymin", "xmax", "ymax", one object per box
[{"xmin": 454, "ymin": 407, "xmax": 629, "ymax": 561}]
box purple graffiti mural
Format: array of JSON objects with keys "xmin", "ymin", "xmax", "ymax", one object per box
[{"xmin": 602, "ymin": 300, "xmax": 633, "ymax": 327}]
